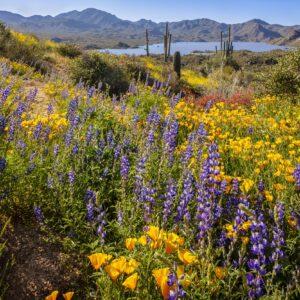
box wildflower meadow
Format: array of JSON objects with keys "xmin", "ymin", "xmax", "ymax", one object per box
[{"xmin": 0, "ymin": 27, "xmax": 299, "ymax": 300}]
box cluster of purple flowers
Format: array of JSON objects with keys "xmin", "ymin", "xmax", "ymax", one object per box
[
  {"xmin": 176, "ymin": 171, "xmax": 194, "ymax": 223},
  {"xmin": 163, "ymin": 118, "xmax": 179, "ymax": 164},
  {"xmin": 163, "ymin": 179, "xmax": 177, "ymax": 225},
  {"xmin": 120, "ymin": 155, "xmax": 130, "ymax": 180},
  {"xmin": 0, "ymin": 157, "xmax": 7, "ymax": 173},
  {"xmin": 293, "ymin": 164, "xmax": 300, "ymax": 190},
  {"xmin": 247, "ymin": 214, "xmax": 268, "ymax": 298}
]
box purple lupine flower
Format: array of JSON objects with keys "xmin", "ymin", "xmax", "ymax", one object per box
[
  {"xmin": 0, "ymin": 86, "xmax": 11, "ymax": 104},
  {"xmin": 33, "ymin": 122, "xmax": 43, "ymax": 140},
  {"xmin": 293, "ymin": 164, "xmax": 300, "ymax": 190},
  {"xmin": 53, "ymin": 144, "xmax": 59, "ymax": 156},
  {"xmin": 68, "ymin": 170, "xmax": 76, "ymax": 185},
  {"xmin": 246, "ymin": 273, "xmax": 265, "ymax": 299},
  {"xmin": 147, "ymin": 110, "xmax": 161, "ymax": 127},
  {"xmin": 106, "ymin": 130, "xmax": 115, "ymax": 149},
  {"xmin": 86, "ymin": 125, "xmax": 94, "ymax": 145},
  {"xmin": 72, "ymin": 143, "xmax": 79, "ymax": 155},
  {"xmin": 85, "ymin": 189, "xmax": 96, "ymax": 203},
  {"xmin": 34, "ymin": 206, "xmax": 44, "ymax": 223},
  {"xmin": 65, "ymin": 129, "xmax": 74, "ymax": 147},
  {"xmin": 87, "ymin": 86, "xmax": 95, "ymax": 99},
  {"xmin": 86, "ymin": 201, "xmax": 95, "ymax": 222},
  {"xmin": 0, "ymin": 157, "xmax": 7, "ymax": 173},
  {"xmin": 0, "ymin": 115, "xmax": 7, "ymax": 135},
  {"xmin": 133, "ymin": 114, "xmax": 140, "ymax": 123},
  {"xmin": 270, "ymin": 202, "xmax": 285, "ymax": 274},
  {"xmin": 47, "ymin": 104, "xmax": 54, "ymax": 115},
  {"xmin": 182, "ymin": 144, "xmax": 193, "ymax": 165},
  {"xmin": 72, "ymin": 115, "xmax": 81, "ymax": 128},
  {"xmin": 163, "ymin": 118, "xmax": 179, "ymax": 164},
  {"xmin": 120, "ymin": 155, "xmax": 130, "ymax": 180},
  {"xmin": 67, "ymin": 98, "xmax": 79, "ymax": 122},
  {"xmin": 232, "ymin": 178, "xmax": 239, "ymax": 193},
  {"xmin": 248, "ymin": 214, "xmax": 268, "ymax": 276},
  {"xmin": 176, "ymin": 171, "xmax": 194, "ymax": 223},
  {"xmin": 147, "ymin": 129, "xmax": 155, "ymax": 147},
  {"xmin": 26, "ymin": 88, "xmax": 38, "ymax": 103},
  {"xmin": 96, "ymin": 206, "xmax": 107, "ymax": 244},
  {"xmin": 163, "ymin": 179, "xmax": 177, "ymax": 225},
  {"xmin": 139, "ymin": 184, "xmax": 156, "ymax": 223},
  {"xmin": 114, "ymin": 145, "xmax": 122, "ymax": 159}
]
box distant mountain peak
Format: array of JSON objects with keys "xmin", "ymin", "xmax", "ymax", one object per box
[{"xmin": 247, "ymin": 19, "xmax": 269, "ymax": 25}]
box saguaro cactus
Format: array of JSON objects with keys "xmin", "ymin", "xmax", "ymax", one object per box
[
  {"xmin": 145, "ymin": 29, "xmax": 150, "ymax": 56},
  {"xmin": 173, "ymin": 51, "xmax": 181, "ymax": 78},
  {"xmin": 164, "ymin": 22, "xmax": 172, "ymax": 62}
]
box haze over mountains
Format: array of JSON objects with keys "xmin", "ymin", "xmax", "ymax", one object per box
[{"xmin": 0, "ymin": 8, "xmax": 299, "ymax": 48}]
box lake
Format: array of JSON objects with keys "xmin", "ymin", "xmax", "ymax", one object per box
[{"xmin": 99, "ymin": 42, "xmax": 289, "ymax": 56}]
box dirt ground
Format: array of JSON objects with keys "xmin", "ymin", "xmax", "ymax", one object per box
[{"xmin": 1, "ymin": 221, "xmax": 82, "ymax": 300}]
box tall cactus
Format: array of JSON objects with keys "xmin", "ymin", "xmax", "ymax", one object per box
[
  {"xmin": 164, "ymin": 22, "xmax": 172, "ymax": 62},
  {"xmin": 173, "ymin": 51, "xmax": 181, "ymax": 78},
  {"xmin": 145, "ymin": 29, "xmax": 150, "ymax": 56}
]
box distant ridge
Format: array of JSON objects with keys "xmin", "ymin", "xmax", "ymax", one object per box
[{"xmin": 0, "ymin": 8, "xmax": 299, "ymax": 48}]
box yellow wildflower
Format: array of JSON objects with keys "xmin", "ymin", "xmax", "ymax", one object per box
[
  {"xmin": 88, "ymin": 253, "xmax": 112, "ymax": 270},
  {"xmin": 178, "ymin": 249, "xmax": 198, "ymax": 265},
  {"xmin": 45, "ymin": 291, "xmax": 59, "ymax": 300},
  {"xmin": 122, "ymin": 273, "xmax": 139, "ymax": 291}
]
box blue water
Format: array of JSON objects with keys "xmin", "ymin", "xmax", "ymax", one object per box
[{"xmin": 99, "ymin": 42, "xmax": 289, "ymax": 56}]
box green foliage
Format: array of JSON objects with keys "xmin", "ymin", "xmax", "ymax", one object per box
[
  {"xmin": 264, "ymin": 50, "xmax": 300, "ymax": 102},
  {"xmin": 0, "ymin": 22, "xmax": 46, "ymax": 72},
  {"xmin": 70, "ymin": 52, "xmax": 147, "ymax": 94},
  {"xmin": 57, "ymin": 43, "xmax": 82, "ymax": 58}
]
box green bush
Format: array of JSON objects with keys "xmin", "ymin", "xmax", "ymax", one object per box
[
  {"xmin": 0, "ymin": 22, "xmax": 46, "ymax": 72},
  {"xmin": 264, "ymin": 50, "xmax": 300, "ymax": 102},
  {"xmin": 70, "ymin": 52, "xmax": 130, "ymax": 94},
  {"xmin": 70, "ymin": 53, "xmax": 147, "ymax": 95},
  {"xmin": 57, "ymin": 43, "xmax": 82, "ymax": 58}
]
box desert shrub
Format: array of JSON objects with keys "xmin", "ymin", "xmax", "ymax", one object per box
[
  {"xmin": 0, "ymin": 23, "xmax": 46, "ymax": 72},
  {"xmin": 57, "ymin": 43, "xmax": 82, "ymax": 58},
  {"xmin": 263, "ymin": 50, "xmax": 300, "ymax": 102},
  {"xmin": 70, "ymin": 52, "xmax": 130, "ymax": 94},
  {"xmin": 70, "ymin": 53, "xmax": 148, "ymax": 94}
]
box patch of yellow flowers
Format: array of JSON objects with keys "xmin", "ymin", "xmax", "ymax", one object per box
[
  {"xmin": 165, "ymin": 96, "xmax": 300, "ymax": 194},
  {"xmin": 21, "ymin": 114, "xmax": 68, "ymax": 138},
  {"xmin": 88, "ymin": 226, "xmax": 197, "ymax": 298}
]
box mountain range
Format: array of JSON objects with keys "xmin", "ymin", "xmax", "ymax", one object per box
[{"xmin": 0, "ymin": 8, "xmax": 299, "ymax": 49}]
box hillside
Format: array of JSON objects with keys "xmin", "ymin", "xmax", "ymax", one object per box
[{"xmin": 0, "ymin": 8, "xmax": 300, "ymax": 48}]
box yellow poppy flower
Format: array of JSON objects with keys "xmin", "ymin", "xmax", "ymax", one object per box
[
  {"xmin": 215, "ymin": 267, "xmax": 226, "ymax": 280},
  {"xmin": 125, "ymin": 238, "xmax": 137, "ymax": 251},
  {"xmin": 178, "ymin": 249, "xmax": 197, "ymax": 265},
  {"xmin": 165, "ymin": 233, "xmax": 185, "ymax": 254},
  {"xmin": 138, "ymin": 235, "xmax": 147, "ymax": 246},
  {"xmin": 105, "ymin": 265, "xmax": 122, "ymax": 281},
  {"xmin": 110, "ymin": 256, "xmax": 127, "ymax": 273},
  {"xmin": 63, "ymin": 292, "xmax": 74, "ymax": 300},
  {"xmin": 152, "ymin": 268, "xmax": 170, "ymax": 299},
  {"xmin": 88, "ymin": 253, "xmax": 112, "ymax": 270},
  {"xmin": 122, "ymin": 273, "xmax": 139, "ymax": 291},
  {"xmin": 45, "ymin": 291, "xmax": 59, "ymax": 300},
  {"xmin": 124, "ymin": 258, "xmax": 140, "ymax": 275},
  {"xmin": 147, "ymin": 226, "xmax": 161, "ymax": 241},
  {"xmin": 241, "ymin": 179, "xmax": 254, "ymax": 193}
]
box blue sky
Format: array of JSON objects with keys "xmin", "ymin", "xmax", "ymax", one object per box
[{"xmin": 1, "ymin": 0, "xmax": 299, "ymax": 25}]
